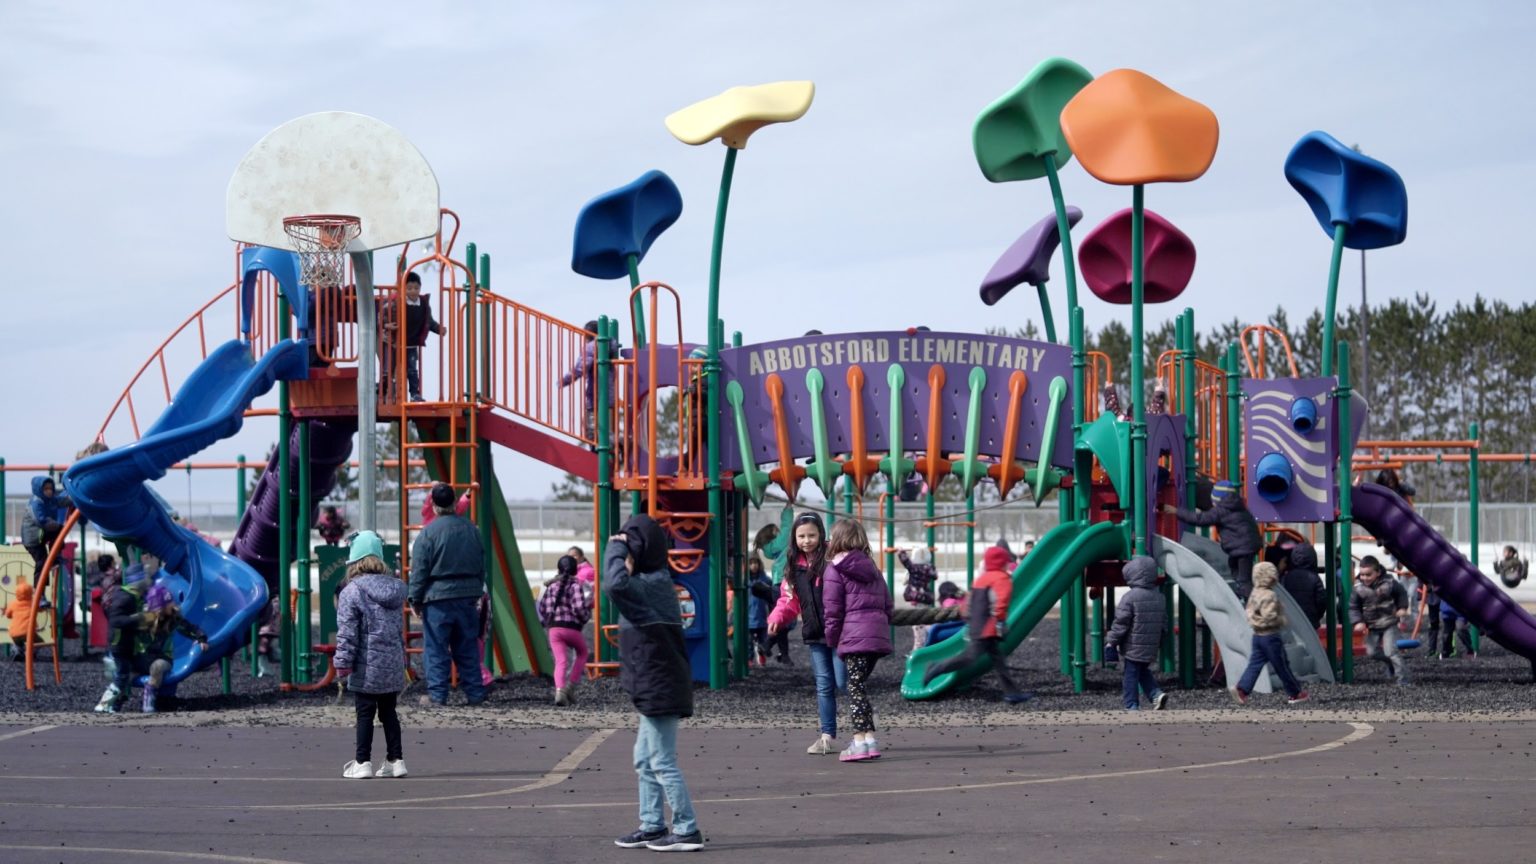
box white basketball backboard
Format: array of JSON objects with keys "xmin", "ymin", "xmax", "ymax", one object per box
[{"xmin": 226, "ymin": 111, "xmax": 440, "ymax": 252}]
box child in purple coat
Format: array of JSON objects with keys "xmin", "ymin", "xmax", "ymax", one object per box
[{"xmin": 822, "ymin": 519, "xmax": 893, "ymax": 763}]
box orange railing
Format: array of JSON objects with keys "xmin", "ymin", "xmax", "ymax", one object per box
[
  {"xmin": 613, "ymin": 282, "xmax": 705, "ymax": 491},
  {"xmin": 1156, "ymin": 350, "xmax": 1228, "ymax": 480},
  {"xmin": 480, "ymin": 292, "xmax": 593, "ymax": 443},
  {"xmin": 96, "ymin": 280, "xmax": 242, "ymax": 445},
  {"xmin": 1239, "ymin": 324, "xmax": 1299, "ymax": 379},
  {"xmin": 1084, "ymin": 351, "xmax": 1113, "ymax": 422}
]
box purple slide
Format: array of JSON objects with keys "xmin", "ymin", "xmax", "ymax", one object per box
[
  {"xmin": 1353, "ymin": 482, "xmax": 1536, "ymax": 662},
  {"xmin": 227, "ymin": 417, "xmax": 357, "ymax": 593}
]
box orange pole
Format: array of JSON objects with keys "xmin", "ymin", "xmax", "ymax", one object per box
[{"xmin": 23, "ymin": 510, "xmax": 79, "ymax": 689}]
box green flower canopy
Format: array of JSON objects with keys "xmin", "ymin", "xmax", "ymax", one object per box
[{"xmin": 973, "ymin": 57, "xmax": 1094, "ymax": 182}]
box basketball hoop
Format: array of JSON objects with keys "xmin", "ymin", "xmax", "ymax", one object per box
[{"xmin": 282, "ymin": 214, "xmax": 362, "ymax": 289}]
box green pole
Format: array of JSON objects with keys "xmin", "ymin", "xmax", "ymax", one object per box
[
  {"xmin": 1032, "ymin": 283, "xmax": 1058, "ymax": 343},
  {"xmin": 1225, "ymin": 343, "xmax": 1241, "ymax": 482},
  {"xmin": 296, "ymin": 420, "xmax": 313, "ymax": 684},
  {"xmin": 594, "ymin": 317, "xmax": 618, "ymax": 644},
  {"xmin": 885, "ymin": 482, "xmax": 896, "ymax": 645},
  {"xmin": 1337, "ymin": 341, "xmax": 1354, "ymax": 684},
  {"xmin": 1043, "ymin": 154, "xmax": 1081, "ymax": 314},
  {"xmin": 0, "ymin": 459, "xmax": 6, "ymax": 537},
  {"xmin": 1178, "ymin": 309, "xmax": 1198, "ymax": 688},
  {"xmin": 704, "ymin": 148, "xmax": 739, "ymax": 690},
  {"xmin": 730, "ymin": 330, "xmax": 748, "ymax": 679},
  {"xmin": 276, "ymin": 297, "xmax": 293, "ymax": 687},
  {"xmin": 965, "ymin": 490, "xmax": 975, "ymax": 590},
  {"xmin": 1320, "ymin": 223, "xmax": 1347, "ymax": 377},
  {"xmin": 77, "ymin": 517, "xmax": 88, "ymax": 659},
  {"xmin": 238, "ymin": 455, "xmax": 256, "ymax": 676},
  {"xmin": 924, "ymin": 489, "xmax": 935, "ymax": 567},
  {"xmin": 1058, "ymin": 483, "xmax": 1071, "ymax": 677},
  {"xmin": 626, "ymin": 254, "xmax": 647, "ymax": 349},
  {"xmin": 1129, "ymin": 184, "xmax": 1148, "ymax": 556},
  {"xmin": 1469, "ymin": 421, "xmax": 1481, "ymax": 652}
]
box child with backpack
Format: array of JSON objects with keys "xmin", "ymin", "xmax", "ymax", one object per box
[
  {"xmin": 1104, "ymin": 556, "xmax": 1169, "ymax": 711},
  {"xmin": 334, "ymin": 531, "xmax": 410, "ymax": 779},
  {"xmin": 921, "ymin": 546, "xmax": 1033, "ymax": 704}
]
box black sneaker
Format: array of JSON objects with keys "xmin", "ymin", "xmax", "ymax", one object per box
[
  {"xmin": 1152, "ymin": 692, "xmax": 1169, "ymax": 711},
  {"xmin": 614, "ymin": 828, "xmax": 667, "ymax": 849},
  {"xmin": 645, "ymin": 831, "xmax": 704, "ymax": 852}
]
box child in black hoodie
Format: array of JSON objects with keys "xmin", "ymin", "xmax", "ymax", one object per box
[{"xmin": 606, "ymin": 514, "xmax": 703, "ymax": 853}]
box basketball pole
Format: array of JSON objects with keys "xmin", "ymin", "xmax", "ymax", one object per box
[{"xmin": 351, "ymin": 250, "xmax": 378, "ymax": 533}]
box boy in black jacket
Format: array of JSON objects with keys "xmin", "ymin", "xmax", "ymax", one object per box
[{"xmin": 606, "ymin": 514, "xmax": 703, "ymax": 853}]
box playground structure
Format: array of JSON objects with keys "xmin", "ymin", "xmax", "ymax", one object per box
[{"xmin": 18, "ymin": 59, "xmax": 1536, "ymax": 700}]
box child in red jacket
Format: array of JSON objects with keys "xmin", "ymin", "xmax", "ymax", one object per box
[{"xmin": 921, "ymin": 546, "xmax": 1033, "ymax": 704}]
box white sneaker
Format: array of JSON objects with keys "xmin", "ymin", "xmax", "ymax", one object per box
[
  {"xmin": 806, "ymin": 733, "xmax": 834, "ymax": 755},
  {"xmin": 342, "ymin": 760, "xmax": 373, "ymax": 779},
  {"xmin": 374, "ymin": 759, "xmax": 408, "ymax": 778}
]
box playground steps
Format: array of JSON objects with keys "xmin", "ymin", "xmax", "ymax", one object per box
[{"xmin": 414, "ymin": 415, "xmax": 551, "ymax": 677}]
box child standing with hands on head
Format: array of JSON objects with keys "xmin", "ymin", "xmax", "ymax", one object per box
[
  {"xmin": 822, "ymin": 519, "xmax": 893, "ymax": 763},
  {"xmin": 334, "ymin": 531, "xmax": 410, "ymax": 779},
  {"xmin": 767, "ymin": 511, "xmax": 847, "ymax": 755},
  {"xmin": 606, "ymin": 514, "xmax": 703, "ymax": 853}
]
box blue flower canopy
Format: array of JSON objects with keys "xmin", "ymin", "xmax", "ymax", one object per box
[
  {"xmin": 571, "ymin": 170, "xmax": 684, "ymax": 280},
  {"xmin": 1284, "ymin": 131, "xmax": 1407, "ymax": 251}
]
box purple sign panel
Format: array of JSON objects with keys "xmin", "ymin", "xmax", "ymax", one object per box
[
  {"xmin": 1243, "ymin": 377, "xmax": 1339, "ymax": 523},
  {"xmin": 718, "ymin": 330, "xmax": 1073, "ymax": 475}
]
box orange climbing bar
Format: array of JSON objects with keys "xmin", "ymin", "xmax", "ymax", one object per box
[
  {"xmin": 841, "ymin": 365, "xmax": 878, "ymax": 493},
  {"xmin": 988, "ymin": 371, "xmax": 1029, "ymax": 497},
  {"xmin": 765, "ymin": 373, "xmax": 805, "ymax": 499},
  {"xmin": 916, "ymin": 365, "xmax": 951, "ymax": 490}
]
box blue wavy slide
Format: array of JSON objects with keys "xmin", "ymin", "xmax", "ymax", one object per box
[{"xmin": 64, "ymin": 339, "xmax": 309, "ymax": 687}]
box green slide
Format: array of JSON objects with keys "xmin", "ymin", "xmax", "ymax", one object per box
[
  {"xmin": 415, "ymin": 420, "xmax": 552, "ymax": 677},
  {"xmin": 901, "ymin": 519, "xmax": 1129, "ymax": 700}
]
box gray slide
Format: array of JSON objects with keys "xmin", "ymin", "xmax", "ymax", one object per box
[{"xmin": 1157, "ymin": 535, "xmax": 1334, "ymax": 692}]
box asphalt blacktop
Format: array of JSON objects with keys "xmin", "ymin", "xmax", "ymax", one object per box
[{"xmin": 3, "ymin": 710, "xmax": 1536, "ymax": 864}]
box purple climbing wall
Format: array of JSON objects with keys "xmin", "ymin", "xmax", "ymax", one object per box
[
  {"xmin": 715, "ymin": 330, "xmax": 1073, "ymax": 474},
  {"xmin": 1242, "ymin": 377, "xmax": 1338, "ymax": 523}
]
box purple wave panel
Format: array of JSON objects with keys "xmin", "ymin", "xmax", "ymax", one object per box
[
  {"xmin": 1243, "ymin": 377, "xmax": 1337, "ymax": 523},
  {"xmin": 716, "ymin": 330, "xmax": 1073, "ymax": 473},
  {"xmin": 1353, "ymin": 483, "xmax": 1536, "ymax": 661}
]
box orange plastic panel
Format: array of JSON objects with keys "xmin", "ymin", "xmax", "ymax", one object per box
[{"xmin": 1059, "ymin": 69, "xmax": 1219, "ymax": 185}]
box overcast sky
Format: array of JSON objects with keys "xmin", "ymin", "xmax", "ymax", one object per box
[{"xmin": 3, "ymin": 1, "xmax": 1533, "ymax": 508}]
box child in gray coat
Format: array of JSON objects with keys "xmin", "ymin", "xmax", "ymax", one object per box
[
  {"xmin": 1105, "ymin": 556, "xmax": 1169, "ymax": 711},
  {"xmin": 334, "ymin": 531, "xmax": 410, "ymax": 779}
]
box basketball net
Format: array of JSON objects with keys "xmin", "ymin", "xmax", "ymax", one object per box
[{"xmin": 282, "ymin": 215, "xmax": 362, "ymax": 289}]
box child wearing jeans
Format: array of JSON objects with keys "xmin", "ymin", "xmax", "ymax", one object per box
[
  {"xmin": 538, "ymin": 555, "xmax": 593, "ymax": 706},
  {"xmin": 1105, "ymin": 556, "xmax": 1169, "ymax": 711},
  {"xmin": 767, "ymin": 511, "xmax": 847, "ymax": 756},
  {"xmin": 1232, "ymin": 562, "xmax": 1310, "ymax": 704},
  {"xmin": 334, "ymin": 532, "xmax": 410, "ymax": 779},
  {"xmin": 607, "ymin": 515, "xmax": 703, "ymax": 853},
  {"xmin": 822, "ymin": 519, "xmax": 893, "ymax": 763}
]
